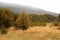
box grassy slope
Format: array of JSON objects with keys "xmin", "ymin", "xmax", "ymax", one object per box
[{"xmin": 0, "ymin": 26, "xmax": 60, "ymax": 40}]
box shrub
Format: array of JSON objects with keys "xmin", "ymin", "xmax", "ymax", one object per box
[
  {"xmin": 53, "ymin": 22, "xmax": 60, "ymax": 30},
  {"xmin": 40, "ymin": 22, "xmax": 46, "ymax": 26},
  {"xmin": 1, "ymin": 28, "xmax": 8, "ymax": 34},
  {"xmin": 15, "ymin": 12, "xmax": 30, "ymax": 30},
  {"xmin": 53, "ymin": 22, "xmax": 60, "ymax": 26},
  {"xmin": 0, "ymin": 8, "xmax": 14, "ymax": 28}
]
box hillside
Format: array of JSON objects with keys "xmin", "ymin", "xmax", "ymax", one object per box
[{"xmin": 0, "ymin": 2, "xmax": 58, "ymax": 16}]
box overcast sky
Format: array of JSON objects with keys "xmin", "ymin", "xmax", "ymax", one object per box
[{"xmin": 0, "ymin": 0, "xmax": 60, "ymax": 13}]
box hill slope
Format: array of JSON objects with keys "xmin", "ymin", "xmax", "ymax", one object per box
[{"xmin": 0, "ymin": 2, "xmax": 58, "ymax": 16}]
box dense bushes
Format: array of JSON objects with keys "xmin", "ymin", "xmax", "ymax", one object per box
[
  {"xmin": 0, "ymin": 7, "xmax": 60, "ymax": 34},
  {"xmin": 28, "ymin": 14, "xmax": 57, "ymax": 26},
  {"xmin": 0, "ymin": 8, "xmax": 60, "ymax": 28}
]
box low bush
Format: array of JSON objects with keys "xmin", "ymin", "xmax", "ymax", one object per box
[
  {"xmin": 1, "ymin": 28, "xmax": 8, "ymax": 34},
  {"xmin": 53, "ymin": 22, "xmax": 60, "ymax": 26}
]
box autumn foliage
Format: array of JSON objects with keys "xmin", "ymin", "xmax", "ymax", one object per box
[{"xmin": 15, "ymin": 12, "xmax": 30, "ymax": 30}]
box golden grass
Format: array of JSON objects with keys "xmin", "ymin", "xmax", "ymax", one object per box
[{"xmin": 0, "ymin": 26, "xmax": 60, "ymax": 40}]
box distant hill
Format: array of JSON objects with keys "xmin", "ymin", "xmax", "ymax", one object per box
[{"xmin": 0, "ymin": 2, "xmax": 59, "ymax": 16}]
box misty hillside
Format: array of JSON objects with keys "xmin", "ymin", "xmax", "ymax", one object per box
[{"xmin": 0, "ymin": 2, "xmax": 58, "ymax": 16}]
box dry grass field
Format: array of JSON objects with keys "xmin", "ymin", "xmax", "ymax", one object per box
[{"xmin": 0, "ymin": 26, "xmax": 60, "ymax": 40}]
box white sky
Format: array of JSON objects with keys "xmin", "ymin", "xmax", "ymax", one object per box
[{"xmin": 0, "ymin": 0, "xmax": 60, "ymax": 13}]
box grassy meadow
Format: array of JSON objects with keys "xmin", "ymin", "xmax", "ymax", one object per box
[{"xmin": 0, "ymin": 26, "xmax": 60, "ymax": 40}]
